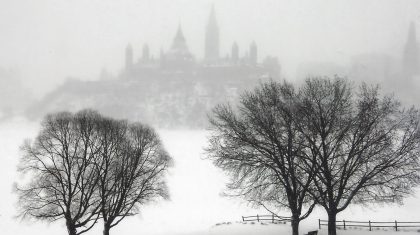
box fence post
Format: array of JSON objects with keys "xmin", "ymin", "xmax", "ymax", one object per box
[
  {"xmin": 319, "ymin": 219, "xmax": 321, "ymax": 229},
  {"xmin": 272, "ymin": 214, "xmax": 274, "ymax": 223},
  {"xmin": 395, "ymin": 220, "xmax": 398, "ymax": 231},
  {"xmin": 257, "ymin": 214, "xmax": 259, "ymax": 222},
  {"xmin": 369, "ymin": 220, "xmax": 371, "ymax": 231},
  {"xmin": 343, "ymin": 220, "xmax": 346, "ymax": 230}
]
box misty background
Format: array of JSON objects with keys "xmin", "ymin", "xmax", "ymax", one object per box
[
  {"xmin": 1, "ymin": 0, "xmax": 420, "ymax": 235},
  {"xmin": 1, "ymin": 0, "xmax": 420, "ymax": 122}
]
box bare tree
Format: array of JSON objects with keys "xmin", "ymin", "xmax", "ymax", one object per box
[
  {"xmin": 16, "ymin": 110, "xmax": 103, "ymax": 235},
  {"xmin": 296, "ymin": 77, "xmax": 420, "ymax": 235},
  {"xmin": 96, "ymin": 119, "xmax": 172, "ymax": 235},
  {"xmin": 207, "ymin": 81, "xmax": 317, "ymax": 235}
]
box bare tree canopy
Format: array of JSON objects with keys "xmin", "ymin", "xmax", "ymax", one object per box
[
  {"xmin": 97, "ymin": 119, "xmax": 172, "ymax": 235},
  {"xmin": 296, "ymin": 77, "xmax": 420, "ymax": 235},
  {"xmin": 16, "ymin": 110, "xmax": 172, "ymax": 235},
  {"xmin": 207, "ymin": 77, "xmax": 420, "ymax": 235},
  {"xmin": 207, "ymin": 80, "xmax": 317, "ymax": 235},
  {"xmin": 16, "ymin": 110, "xmax": 103, "ymax": 235}
]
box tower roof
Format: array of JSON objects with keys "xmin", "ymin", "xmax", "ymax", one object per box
[
  {"xmin": 232, "ymin": 41, "xmax": 238, "ymax": 49},
  {"xmin": 208, "ymin": 4, "xmax": 217, "ymax": 27},
  {"xmin": 205, "ymin": 5, "xmax": 220, "ymax": 62},
  {"xmin": 251, "ymin": 40, "xmax": 257, "ymax": 48},
  {"xmin": 171, "ymin": 24, "xmax": 189, "ymax": 51},
  {"xmin": 174, "ymin": 24, "xmax": 186, "ymax": 43},
  {"xmin": 408, "ymin": 21, "xmax": 417, "ymax": 44},
  {"xmin": 403, "ymin": 21, "xmax": 419, "ymax": 77},
  {"xmin": 168, "ymin": 23, "xmax": 192, "ymax": 60}
]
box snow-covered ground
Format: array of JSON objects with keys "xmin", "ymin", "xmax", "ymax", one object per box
[
  {"xmin": 1, "ymin": 119, "xmax": 420, "ymax": 235},
  {"xmin": 186, "ymin": 222, "xmax": 420, "ymax": 235}
]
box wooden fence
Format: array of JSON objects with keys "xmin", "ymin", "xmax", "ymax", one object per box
[
  {"xmin": 242, "ymin": 214, "xmax": 291, "ymax": 223},
  {"xmin": 318, "ymin": 219, "xmax": 420, "ymax": 231},
  {"xmin": 242, "ymin": 215, "xmax": 420, "ymax": 232}
]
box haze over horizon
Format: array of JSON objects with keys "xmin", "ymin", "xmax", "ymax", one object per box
[
  {"xmin": 2, "ymin": 2, "xmax": 420, "ymax": 235},
  {"xmin": 1, "ymin": 0, "xmax": 420, "ymax": 96}
]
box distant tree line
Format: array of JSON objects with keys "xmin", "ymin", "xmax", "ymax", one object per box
[
  {"xmin": 15, "ymin": 110, "xmax": 172, "ymax": 235},
  {"xmin": 207, "ymin": 77, "xmax": 420, "ymax": 235},
  {"xmin": 24, "ymin": 78, "xmax": 226, "ymax": 129}
]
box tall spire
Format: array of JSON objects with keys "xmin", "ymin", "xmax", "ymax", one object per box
[
  {"xmin": 175, "ymin": 24, "xmax": 185, "ymax": 42},
  {"xmin": 125, "ymin": 43, "xmax": 133, "ymax": 70},
  {"xmin": 232, "ymin": 41, "xmax": 239, "ymax": 63},
  {"xmin": 249, "ymin": 41, "xmax": 257, "ymax": 65},
  {"xmin": 205, "ymin": 4, "xmax": 220, "ymax": 63},
  {"xmin": 209, "ymin": 4, "xmax": 217, "ymax": 26},
  {"xmin": 403, "ymin": 21, "xmax": 419, "ymax": 78},
  {"xmin": 142, "ymin": 43, "xmax": 150, "ymax": 61}
]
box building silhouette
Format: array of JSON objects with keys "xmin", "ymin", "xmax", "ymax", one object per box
[
  {"xmin": 125, "ymin": 44, "xmax": 133, "ymax": 71},
  {"xmin": 121, "ymin": 6, "xmax": 280, "ymax": 90},
  {"xmin": 28, "ymin": 6, "xmax": 281, "ymax": 128},
  {"xmin": 402, "ymin": 21, "xmax": 420, "ymax": 79},
  {"xmin": 205, "ymin": 5, "xmax": 220, "ymax": 63},
  {"xmin": 29, "ymin": 14, "xmax": 420, "ymax": 128}
]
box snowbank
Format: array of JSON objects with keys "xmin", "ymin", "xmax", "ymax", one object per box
[{"xmin": 206, "ymin": 222, "xmax": 420, "ymax": 235}]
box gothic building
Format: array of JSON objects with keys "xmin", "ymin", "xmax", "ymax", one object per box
[
  {"xmin": 31, "ymin": 16, "xmax": 420, "ymax": 128},
  {"xmin": 121, "ymin": 6, "xmax": 280, "ymax": 90},
  {"xmin": 29, "ymin": 7, "xmax": 282, "ymax": 128}
]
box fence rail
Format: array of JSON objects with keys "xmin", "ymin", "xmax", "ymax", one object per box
[
  {"xmin": 242, "ymin": 214, "xmax": 291, "ymax": 223},
  {"xmin": 242, "ymin": 215, "xmax": 420, "ymax": 232},
  {"xmin": 318, "ymin": 219, "xmax": 420, "ymax": 231}
]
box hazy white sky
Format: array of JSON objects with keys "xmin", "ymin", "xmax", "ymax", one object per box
[
  {"xmin": 1, "ymin": 0, "xmax": 420, "ymax": 94},
  {"xmin": 2, "ymin": 2, "xmax": 420, "ymax": 234}
]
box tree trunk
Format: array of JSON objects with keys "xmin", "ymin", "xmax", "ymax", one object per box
[
  {"xmin": 291, "ymin": 215, "xmax": 300, "ymax": 235},
  {"xmin": 66, "ymin": 220, "xmax": 77, "ymax": 235},
  {"xmin": 327, "ymin": 210, "xmax": 337, "ymax": 235},
  {"xmin": 103, "ymin": 223, "xmax": 111, "ymax": 235}
]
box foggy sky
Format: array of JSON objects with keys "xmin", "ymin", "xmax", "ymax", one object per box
[
  {"xmin": 1, "ymin": 2, "xmax": 420, "ymax": 234},
  {"xmin": 1, "ymin": 0, "xmax": 420, "ymax": 95}
]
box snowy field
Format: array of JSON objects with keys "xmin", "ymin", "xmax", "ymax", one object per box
[
  {"xmin": 1, "ymin": 118, "xmax": 420, "ymax": 235},
  {"xmin": 206, "ymin": 222, "xmax": 420, "ymax": 235}
]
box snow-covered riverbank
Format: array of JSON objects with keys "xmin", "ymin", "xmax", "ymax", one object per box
[{"xmin": 1, "ymin": 119, "xmax": 419, "ymax": 235}]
